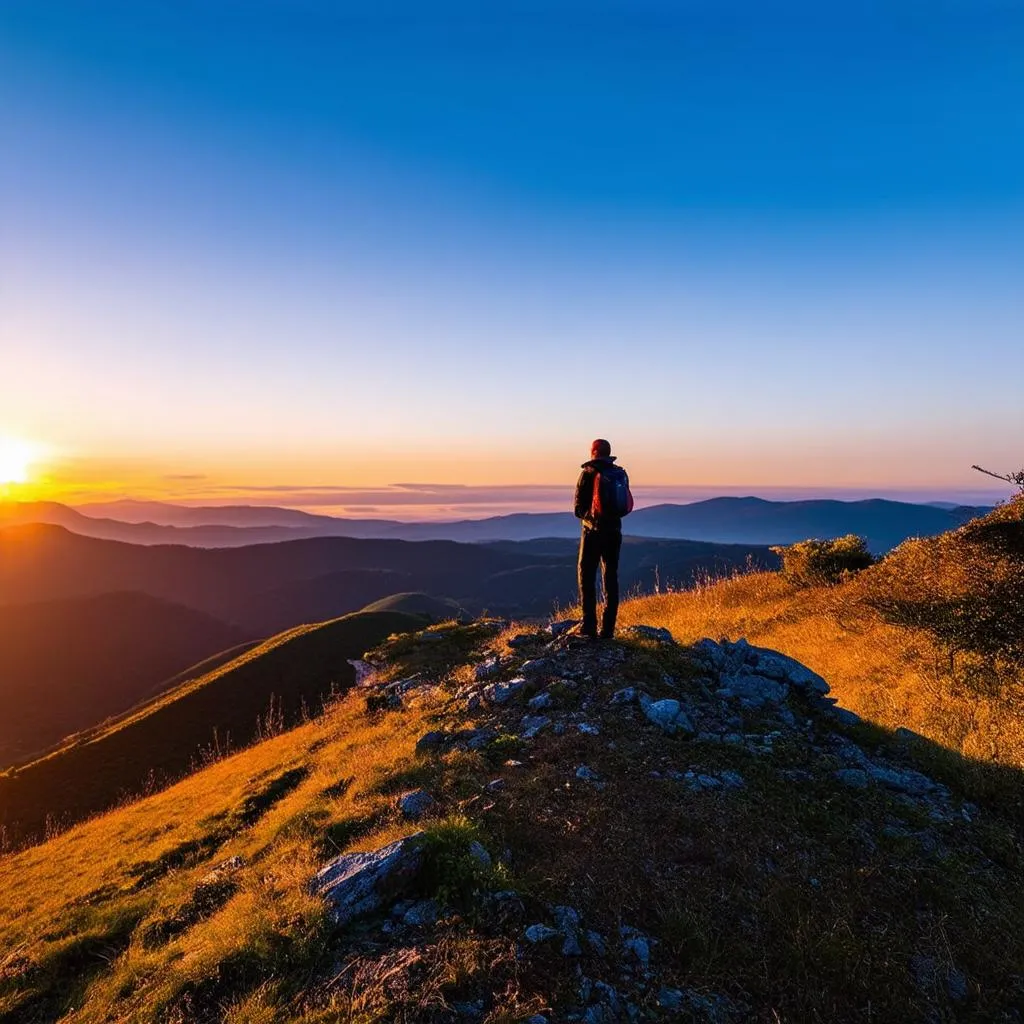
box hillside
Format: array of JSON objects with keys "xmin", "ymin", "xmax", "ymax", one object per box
[
  {"xmin": 0, "ymin": 592, "xmax": 247, "ymax": 767},
  {"xmin": 1, "ymin": 621, "xmax": 1022, "ymax": 1023},
  {"xmin": 620, "ymin": 496, "xmax": 1024, "ymax": 773},
  {"xmin": 0, "ymin": 525, "xmax": 774, "ymax": 628},
  {"xmin": 0, "ymin": 609, "xmax": 426, "ymax": 847}
]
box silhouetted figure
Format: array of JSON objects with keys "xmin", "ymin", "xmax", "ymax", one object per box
[{"xmin": 574, "ymin": 439, "xmax": 634, "ymax": 639}]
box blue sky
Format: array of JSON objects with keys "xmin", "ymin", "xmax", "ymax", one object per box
[{"xmin": 1, "ymin": 1, "xmax": 1022, "ymax": 511}]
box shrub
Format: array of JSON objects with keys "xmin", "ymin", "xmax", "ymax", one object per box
[
  {"xmin": 771, "ymin": 535, "xmax": 874, "ymax": 587},
  {"xmin": 418, "ymin": 816, "xmax": 494, "ymax": 908}
]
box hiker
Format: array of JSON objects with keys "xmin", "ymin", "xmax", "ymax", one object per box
[{"xmin": 574, "ymin": 439, "xmax": 634, "ymax": 639}]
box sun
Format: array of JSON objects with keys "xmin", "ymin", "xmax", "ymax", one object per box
[{"xmin": 0, "ymin": 437, "xmax": 37, "ymax": 486}]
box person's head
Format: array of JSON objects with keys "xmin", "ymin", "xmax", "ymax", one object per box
[{"xmin": 590, "ymin": 438, "xmax": 612, "ymax": 460}]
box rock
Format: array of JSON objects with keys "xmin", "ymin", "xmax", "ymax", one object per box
[
  {"xmin": 397, "ymin": 789, "xmax": 434, "ymax": 819},
  {"xmin": 465, "ymin": 693, "xmax": 483, "ymax": 712},
  {"xmin": 716, "ymin": 671, "xmax": 789, "ymax": 708},
  {"xmin": 686, "ymin": 772, "xmax": 722, "ymax": 791},
  {"xmin": 657, "ymin": 987, "xmax": 685, "ymax": 1010},
  {"xmin": 575, "ymin": 764, "xmax": 601, "ymax": 781},
  {"xmin": 585, "ymin": 929, "xmax": 608, "ymax": 955},
  {"xmin": 402, "ymin": 898, "xmax": 439, "ymax": 927},
  {"xmin": 624, "ymin": 625, "xmax": 675, "ymax": 644},
  {"xmin": 609, "ymin": 686, "xmax": 637, "ymax": 705},
  {"xmin": 313, "ymin": 833, "xmax": 424, "ymax": 925},
  {"xmin": 620, "ymin": 925, "xmax": 651, "ymax": 966},
  {"xmin": 867, "ymin": 764, "xmax": 936, "ymax": 796},
  {"xmin": 719, "ymin": 770, "xmax": 746, "ymax": 788},
  {"xmin": 508, "ymin": 633, "xmax": 541, "ymax": 649},
  {"xmin": 528, "ymin": 691, "xmax": 552, "ymax": 711},
  {"xmin": 483, "ymin": 678, "xmax": 526, "ymax": 705},
  {"xmin": 415, "ymin": 731, "xmax": 447, "ymax": 755},
  {"xmin": 835, "ymin": 768, "xmax": 869, "ymax": 789},
  {"xmin": 691, "ymin": 638, "xmax": 728, "ymax": 670},
  {"xmin": 642, "ymin": 698, "xmax": 695, "ymax": 735},
  {"xmin": 524, "ymin": 923, "xmax": 561, "ymax": 943},
  {"xmin": 346, "ymin": 659, "xmax": 375, "ymax": 685},
  {"xmin": 520, "ymin": 715, "xmax": 552, "ymax": 739},
  {"xmin": 461, "ymin": 728, "xmax": 499, "ymax": 751},
  {"xmin": 521, "ymin": 658, "xmax": 554, "ymax": 677},
  {"xmin": 577, "ymin": 722, "xmax": 600, "ymax": 735},
  {"xmin": 468, "ymin": 840, "xmax": 492, "ymax": 869},
  {"xmin": 485, "ymin": 778, "xmax": 505, "ymax": 793},
  {"xmin": 549, "ymin": 619, "xmax": 578, "ymax": 637},
  {"xmin": 474, "ymin": 657, "xmax": 502, "ymax": 681},
  {"xmin": 829, "ymin": 706, "xmax": 862, "ymax": 728},
  {"xmin": 747, "ymin": 648, "xmax": 831, "ymax": 695},
  {"xmin": 525, "ymin": 1017, "xmax": 549, "ymax": 1024},
  {"xmin": 553, "ymin": 905, "xmax": 583, "ymax": 956}
]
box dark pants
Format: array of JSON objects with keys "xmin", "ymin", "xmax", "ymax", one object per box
[{"xmin": 578, "ymin": 527, "xmax": 622, "ymax": 637}]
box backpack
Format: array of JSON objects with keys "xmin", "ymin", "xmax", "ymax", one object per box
[{"xmin": 590, "ymin": 465, "xmax": 634, "ymax": 520}]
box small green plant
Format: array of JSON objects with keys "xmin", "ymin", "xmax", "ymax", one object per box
[
  {"xmin": 771, "ymin": 535, "xmax": 874, "ymax": 587},
  {"xmin": 418, "ymin": 816, "xmax": 494, "ymax": 908}
]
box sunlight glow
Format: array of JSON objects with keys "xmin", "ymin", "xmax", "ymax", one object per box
[{"xmin": 0, "ymin": 437, "xmax": 38, "ymax": 485}]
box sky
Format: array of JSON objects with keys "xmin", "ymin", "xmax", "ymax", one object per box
[{"xmin": 1, "ymin": 1, "xmax": 1022, "ymax": 516}]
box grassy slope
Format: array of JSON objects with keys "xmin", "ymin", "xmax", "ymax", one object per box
[
  {"xmin": 619, "ymin": 578, "xmax": 1024, "ymax": 774},
  {"xmin": 0, "ymin": 610, "xmax": 426, "ymax": 846},
  {"xmin": 1, "ymin": 622, "xmax": 1022, "ymax": 1023},
  {"xmin": 0, "ymin": 592, "xmax": 249, "ymax": 769}
]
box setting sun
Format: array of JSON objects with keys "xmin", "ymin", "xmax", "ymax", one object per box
[{"xmin": 0, "ymin": 437, "xmax": 37, "ymax": 485}]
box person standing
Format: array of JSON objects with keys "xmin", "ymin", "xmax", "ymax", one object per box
[{"xmin": 574, "ymin": 439, "xmax": 634, "ymax": 639}]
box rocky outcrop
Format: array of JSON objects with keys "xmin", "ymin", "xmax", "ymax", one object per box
[{"xmin": 313, "ymin": 833, "xmax": 425, "ymax": 926}]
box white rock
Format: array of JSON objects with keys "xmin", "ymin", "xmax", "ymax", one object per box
[{"xmin": 313, "ymin": 833, "xmax": 424, "ymax": 925}]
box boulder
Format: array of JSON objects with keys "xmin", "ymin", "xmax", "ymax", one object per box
[
  {"xmin": 520, "ymin": 715, "xmax": 552, "ymax": 739},
  {"xmin": 749, "ymin": 648, "xmax": 830, "ymax": 695},
  {"xmin": 397, "ymin": 789, "xmax": 434, "ymax": 820},
  {"xmin": 314, "ymin": 833, "xmax": 424, "ymax": 926},
  {"xmin": 520, "ymin": 658, "xmax": 554, "ymax": 678},
  {"xmin": 474, "ymin": 657, "xmax": 503, "ymax": 681},
  {"xmin": 641, "ymin": 696, "xmax": 696, "ymax": 735},
  {"xmin": 716, "ymin": 672, "xmax": 789, "ymax": 708},
  {"xmin": 483, "ymin": 678, "xmax": 526, "ymax": 705},
  {"xmin": 524, "ymin": 923, "xmax": 561, "ymax": 943}
]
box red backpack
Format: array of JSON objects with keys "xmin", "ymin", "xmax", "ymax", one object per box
[{"xmin": 590, "ymin": 465, "xmax": 634, "ymax": 520}]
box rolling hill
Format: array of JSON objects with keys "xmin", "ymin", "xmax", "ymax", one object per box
[
  {"xmin": 0, "ymin": 609, "xmax": 426, "ymax": 847},
  {"xmin": 0, "ymin": 525, "xmax": 775, "ymax": 629},
  {"xmin": 0, "ymin": 592, "xmax": 247, "ymax": 767}
]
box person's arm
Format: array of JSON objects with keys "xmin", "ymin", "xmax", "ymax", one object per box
[{"xmin": 574, "ymin": 469, "xmax": 590, "ymax": 520}]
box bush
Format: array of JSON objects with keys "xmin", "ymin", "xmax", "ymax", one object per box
[{"xmin": 771, "ymin": 535, "xmax": 874, "ymax": 587}]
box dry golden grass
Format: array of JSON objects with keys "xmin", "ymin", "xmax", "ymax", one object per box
[{"xmin": 617, "ymin": 568, "xmax": 1024, "ymax": 769}]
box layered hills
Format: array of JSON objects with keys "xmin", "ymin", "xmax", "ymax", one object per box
[
  {"xmin": 0, "ymin": 608, "xmax": 426, "ymax": 846},
  {"xmin": 0, "ymin": 592, "xmax": 248, "ymax": 765},
  {"xmin": 0, "ymin": 496, "xmax": 987, "ymax": 550},
  {"xmin": 0, "ymin": 526, "xmax": 772, "ymax": 774}
]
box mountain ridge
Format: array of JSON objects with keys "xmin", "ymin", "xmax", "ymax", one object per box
[{"xmin": 1, "ymin": 496, "xmax": 989, "ymax": 550}]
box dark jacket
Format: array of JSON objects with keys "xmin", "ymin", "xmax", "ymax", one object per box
[{"xmin": 574, "ymin": 457, "xmax": 625, "ymax": 532}]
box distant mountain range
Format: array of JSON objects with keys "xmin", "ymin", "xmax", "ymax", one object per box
[{"xmin": 0, "ymin": 496, "xmax": 990, "ymax": 551}]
